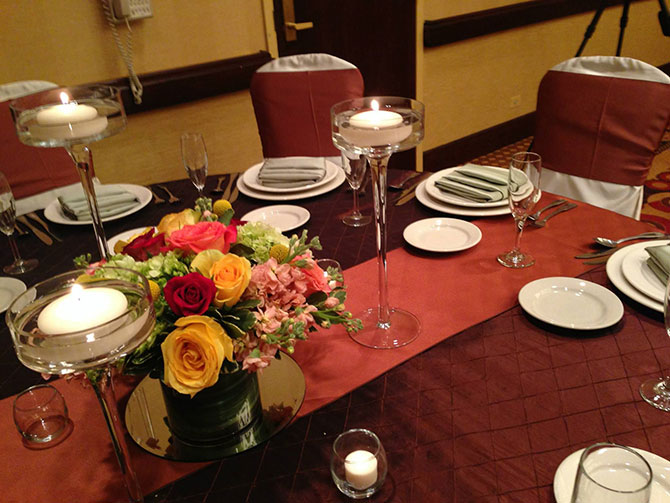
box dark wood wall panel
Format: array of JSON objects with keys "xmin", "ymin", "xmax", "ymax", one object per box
[
  {"xmin": 91, "ymin": 51, "xmax": 272, "ymax": 115},
  {"xmin": 424, "ymin": 0, "xmax": 645, "ymax": 47}
]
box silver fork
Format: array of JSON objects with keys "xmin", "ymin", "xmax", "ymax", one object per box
[
  {"xmin": 527, "ymin": 199, "xmax": 567, "ymax": 222},
  {"xmin": 530, "ymin": 202, "xmax": 577, "ymax": 227},
  {"xmin": 158, "ymin": 184, "xmax": 181, "ymax": 204},
  {"xmin": 148, "ymin": 187, "xmax": 166, "ymax": 204}
]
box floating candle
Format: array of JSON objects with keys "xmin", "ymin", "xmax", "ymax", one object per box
[
  {"xmin": 30, "ymin": 92, "xmax": 108, "ymax": 141},
  {"xmin": 345, "ymin": 449, "xmax": 378, "ymax": 490},
  {"xmin": 341, "ymin": 99, "xmax": 412, "ymax": 147}
]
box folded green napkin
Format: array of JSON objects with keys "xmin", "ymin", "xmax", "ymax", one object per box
[
  {"xmin": 434, "ymin": 164, "xmax": 525, "ymax": 203},
  {"xmin": 58, "ymin": 186, "xmax": 139, "ymax": 220},
  {"xmin": 258, "ymin": 157, "xmax": 327, "ymax": 188},
  {"xmin": 645, "ymin": 244, "xmax": 670, "ymax": 284}
]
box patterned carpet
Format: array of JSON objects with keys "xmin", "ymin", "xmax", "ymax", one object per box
[{"xmin": 471, "ymin": 135, "xmax": 670, "ymax": 231}]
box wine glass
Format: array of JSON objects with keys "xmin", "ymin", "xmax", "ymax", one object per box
[
  {"xmin": 180, "ymin": 132, "xmax": 208, "ymax": 197},
  {"xmin": 640, "ymin": 276, "xmax": 670, "ymax": 410},
  {"xmin": 571, "ymin": 443, "xmax": 652, "ymax": 503},
  {"xmin": 340, "ymin": 151, "xmax": 371, "ymax": 227},
  {"xmin": 331, "ymin": 97, "xmax": 424, "ymax": 349},
  {"xmin": 0, "ymin": 171, "xmax": 38, "ymax": 275},
  {"xmin": 497, "ymin": 152, "xmax": 542, "ymax": 268}
]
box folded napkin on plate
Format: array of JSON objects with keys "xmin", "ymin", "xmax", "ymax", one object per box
[
  {"xmin": 434, "ymin": 164, "xmax": 524, "ymax": 203},
  {"xmin": 257, "ymin": 157, "xmax": 327, "ymax": 188},
  {"xmin": 645, "ymin": 244, "xmax": 670, "ymax": 283},
  {"xmin": 58, "ymin": 185, "xmax": 139, "ymax": 220}
]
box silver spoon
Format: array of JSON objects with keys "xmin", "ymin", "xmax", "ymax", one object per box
[{"xmin": 594, "ymin": 232, "xmax": 669, "ymax": 248}]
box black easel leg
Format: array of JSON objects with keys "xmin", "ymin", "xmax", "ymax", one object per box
[
  {"xmin": 576, "ymin": 0, "xmax": 607, "ymax": 56},
  {"xmin": 616, "ymin": 0, "xmax": 631, "ymax": 56}
]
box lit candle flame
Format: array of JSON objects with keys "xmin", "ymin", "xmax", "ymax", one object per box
[
  {"xmin": 371, "ymin": 100, "xmax": 379, "ymax": 111},
  {"xmin": 59, "ymin": 92, "xmax": 70, "ymax": 105}
]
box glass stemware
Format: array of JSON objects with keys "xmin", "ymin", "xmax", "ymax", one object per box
[
  {"xmin": 331, "ymin": 96, "xmax": 424, "ymax": 349},
  {"xmin": 640, "ymin": 276, "xmax": 670, "ymax": 410},
  {"xmin": 0, "ymin": 171, "xmax": 38, "ymax": 275},
  {"xmin": 497, "ymin": 152, "xmax": 542, "ymax": 268},
  {"xmin": 340, "ymin": 151, "xmax": 371, "ymax": 227},
  {"xmin": 10, "ymin": 85, "xmax": 127, "ymax": 260},
  {"xmin": 6, "ymin": 267, "xmax": 155, "ymax": 502},
  {"xmin": 180, "ymin": 132, "xmax": 208, "ymax": 198}
]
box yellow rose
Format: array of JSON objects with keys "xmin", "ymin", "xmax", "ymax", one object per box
[
  {"xmin": 156, "ymin": 209, "xmax": 200, "ymax": 237},
  {"xmin": 191, "ymin": 249, "xmax": 225, "ymax": 276},
  {"xmin": 210, "ymin": 254, "xmax": 251, "ymax": 308},
  {"xmin": 161, "ymin": 315, "xmax": 233, "ymax": 397}
]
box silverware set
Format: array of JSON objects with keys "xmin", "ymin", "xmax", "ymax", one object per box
[
  {"xmin": 575, "ymin": 231, "xmax": 670, "ymax": 264},
  {"xmin": 14, "ymin": 212, "xmax": 62, "ymax": 246}
]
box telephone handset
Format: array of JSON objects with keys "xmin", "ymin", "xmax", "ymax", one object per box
[{"xmin": 101, "ymin": 0, "xmax": 146, "ymax": 104}]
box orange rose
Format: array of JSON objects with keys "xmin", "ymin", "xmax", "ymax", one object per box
[
  {"xmin": 161, "ymin": 315, "xmax": 233, "ymax": 397},
  {"xmin": 210, "ymin": 254, "xmax": 251, "ymax": 308}
]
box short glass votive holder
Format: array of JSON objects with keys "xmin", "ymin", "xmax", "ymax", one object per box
[
  {"xmin": 13, "ymin": 384, "xmax": 72, "ymax": 446},
  {"xmin": 316, "ymin": 258, "xmax": 343, "ymax": 289},
  {"xmin": 331, "ymin": 428, "xmax": 387, "ymax": 499}
]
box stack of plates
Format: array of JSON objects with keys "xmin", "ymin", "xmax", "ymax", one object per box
[
  {"xmin": 606, "ymin": 239, "xmax": 670, "ymax": 312},
  {"xmin": 236, "ymin": 160, "xmax": 345, "ymax": 201},
  {"xmin": 415, "ymin": 167, "xmax": 514, "ymax": 217}
]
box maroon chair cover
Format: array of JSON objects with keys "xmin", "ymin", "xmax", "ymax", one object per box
[
  {"xmin": 250, "ymin": 56, "xmax": 364, "ymax": 159},
  {"xmin": 0, "ymin": 101, "xmax": 79, "ymax": 199},
  {"xmin": 534, "ymin": 70, "xmax": 670, "ymax": 187}
]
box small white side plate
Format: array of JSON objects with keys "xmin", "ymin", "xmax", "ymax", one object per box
[
  {"xmin": 0, "ymin": 277, "xmax": 27, "ymax": 313},
  {"xmin": 241, "ymin": 205, "xmax": 310, "ymax": 232},
  {"xmin": 403, "ymin": 218, "xmax": 482, "ymax": 252},
  {"xmin": 554, "ymin": 447, "xmax": 670, "ymax": 503},
  {"xmin": 621, "ymin": 246, "xmax": 666, "ymax": 303},
  {"xmin": 518, "ymin": 277, "xmax": 624, "ymax": 330}
]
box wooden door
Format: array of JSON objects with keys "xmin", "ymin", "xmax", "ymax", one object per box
[{"xmin": 272, "ymin": 0, "xmax": 418, "ymax": 168}]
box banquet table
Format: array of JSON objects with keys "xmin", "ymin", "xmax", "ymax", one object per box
[{"xmin": 1, "ymin": 173, "xmax": 669, "ymax": 503}]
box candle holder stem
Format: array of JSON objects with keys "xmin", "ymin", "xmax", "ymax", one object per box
[
  {"xmin": 91, "ymin": 367, "xmax": 144, "ymax": 503},
  {"xmin": 369, "ymin": 155, "xmax": 391, "ymax": 326},
  {"xmin": 67, "ymin": 144, "xmax": 109, "ymax": 260}
]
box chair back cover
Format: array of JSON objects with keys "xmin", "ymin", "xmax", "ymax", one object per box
[
  {"xmin": 534, "ymin": 56, "xmax": 670, "ymax": 218},
  {"xmin": 0, "ymin": 81, "xmax": 81, "ymax": 214},
  {"xmin": 250, "ymin": 53, "xmax": 364, "ymax": 158}
]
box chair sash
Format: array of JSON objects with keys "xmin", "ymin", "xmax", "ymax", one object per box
[
  {"xmin": 250, "ymin": 54, "xmax": 364, "ymax": 159},
  {"xmin": 534, "ymin": 56, "xmax": 670, "ymax": 219}
]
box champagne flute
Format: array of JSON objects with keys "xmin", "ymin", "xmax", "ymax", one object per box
[
  {"xmin": 340, "ymin": 151, "xmax": 371, "ymax": 227},
  {"xmin": 640, "ymin": 275, "xmax": 670, "ymax": 409},
  {"xmin": 180, "ymin": 132, "xmax": 208, "ymax": 197},
  {"xmin": 497, "ymin": 152, "xmax": 542, "ymax": 268},
  {"xmin": 0, "ymin": 171, "xmax": 38, "ymax": 275}
]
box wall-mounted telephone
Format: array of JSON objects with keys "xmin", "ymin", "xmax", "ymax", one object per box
[
  {"xmin": 110, "ymin": 0, "xmax": 153, "ymax": 23},
  {"xmin": 101, "ymin": 0, "xmax": 151, "ymax": 104}
]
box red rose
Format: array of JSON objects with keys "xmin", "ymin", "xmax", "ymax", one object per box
[
  {"xmin": 122, "ymin": 232, "xmax": 169, "ymax": 261},
  {"xmin": 164, "ymin": 273, "xmax": 217, "ymax": 316}
]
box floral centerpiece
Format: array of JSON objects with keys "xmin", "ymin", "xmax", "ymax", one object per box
[{"xmin": 76, "ymin": 197, "xmax": 360, "ymax": 444}]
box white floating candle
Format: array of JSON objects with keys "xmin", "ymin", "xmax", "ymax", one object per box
[
  {"xmin": 37, "ymin": 284, "xmax": 128, "ymax": 335},
  {"xmin": 341, "ymin": 99, "xmax": 412, "ymax": 147},
  {"xmin": 345, "ymin": 449, "xmax": 378, "ymax": 490},
  {"xmin": 30, "ymin": 92, "xmax": 108, "ymax": 141}
]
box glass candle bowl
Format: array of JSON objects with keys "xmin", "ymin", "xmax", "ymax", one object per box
[{"xmin": 331, "ymin": 428, "xmax": 387, "ymax": 499}]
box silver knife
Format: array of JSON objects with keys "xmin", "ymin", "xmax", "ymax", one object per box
[
  {"xmin": 16, "ymin": 215, "xmax": 53, "ymax": 246},
  {"xmin": 27, "ymin": 212, "xmax": 62, "ymax": 242}
]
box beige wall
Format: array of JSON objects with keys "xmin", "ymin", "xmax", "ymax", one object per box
[
  {"xmin": 425, "ymin": 0, "xmax": 520, "ymax": 20},
  {"xmin": 423, "ymin": 1, "xmax": 670, "ymax": 151},
  {"xmin": 1, "ymin": 1, "xmax": 268, "ymax": 184}
]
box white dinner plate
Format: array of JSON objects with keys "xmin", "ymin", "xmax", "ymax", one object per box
[
  {"xmin": 242, "ymin": 160, "xmax": 339, "ymax": 193},
  {"xmin": 108, "ymin": 227, "xmax": 155, "ymax": 253},
  {"xmin": 415, "ymin": 180, "xmax": 511, "ymax": 217},
  {"xmin": 424, "ymin": 167, "xmax": 511, "ymax": 208},
  {"xmin": 606, "ymin": 240, "xmax": 668, "ymax": 313},
  {"xmin": 237, "ymin": 168, "xmax": 345, "ymax": 201},
  {"xmin": 0, "ymin": 277, "xmax": 27, "ymax": 313},
  {"xmin": 621, "ymin": 245, "xmax": 667, "ymax": 303},
  {"xmin": 553, "ymin": 447, "xmax": 670, "ymax": 503},
  {"xmin": 518, "ymin": 277, "xmax": 624, "ymax": 330},
  {"xmin": 403, "ymin": 218, "xmax": 482, "ymax": 252},
  {"xmin": 44, "ymin": 184, "xmax": 152, "ymax": 226},
  {"xmin": 240, "ymin": 205, "xmax": 310, "ymax": 232}
]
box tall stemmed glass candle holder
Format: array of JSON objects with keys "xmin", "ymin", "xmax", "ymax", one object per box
[
  {"xmin": 6, "ymin": 267, "xmax": 155, "ymax": 503},
  {"xmin": 332, "ymin": 97, "xmax": 424, "ymax": 348},
  {"xmin": 9, "ymin": 86, "xmax": 127, "ymax": 260},
  {"xmin": 640, "ymin": 276, "xmax": 670, "ymax": 410}
]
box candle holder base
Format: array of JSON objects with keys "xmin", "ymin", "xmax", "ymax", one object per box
[{"xmin": 349, "ymin": 307, "xmax": 420, "ymax": 349}]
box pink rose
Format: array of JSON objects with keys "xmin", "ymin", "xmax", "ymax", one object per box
[
  {"xmin": 167, "ymin": 221, "xmax": 237, "ymax": 255},
  {"xmin": 297, "ymin": 256, "xmax": 331, "ymax": 296}
]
